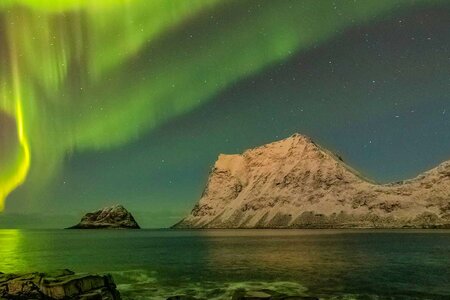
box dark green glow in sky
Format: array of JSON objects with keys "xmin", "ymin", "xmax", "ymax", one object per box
[{"xmin": 0, "ymin": 1, "xmax": 449, "ymax": 227}]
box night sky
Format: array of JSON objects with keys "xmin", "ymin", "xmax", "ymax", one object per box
[{"xmin": 0, "ymin": 1, "xmax": 449, "ymax": 228}]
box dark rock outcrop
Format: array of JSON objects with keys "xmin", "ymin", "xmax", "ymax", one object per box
[
  {"xmin": 68, "ymin": 204, "xmax": 140, "ymax": 229},
  {"xmin": 0, "ymin": 269, "xmax": 121, "ymax": 299},
  {"xmin": 174, "ymin": 134, "xmax": 450, "ymax": 229}
]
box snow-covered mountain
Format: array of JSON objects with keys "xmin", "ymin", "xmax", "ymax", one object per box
[{"xmin": 174, "ymin": 134, "xmax": 450, "ymax": 228}]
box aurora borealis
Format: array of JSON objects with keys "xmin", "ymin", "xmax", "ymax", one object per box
[{"xmin": 0, "ymin": 1, "xmax": 449, "ymax": 227}]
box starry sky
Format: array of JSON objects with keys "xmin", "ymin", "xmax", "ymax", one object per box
[{"xmin": 0, "ymin": 0, "xmax": 449, "ymax": 228}]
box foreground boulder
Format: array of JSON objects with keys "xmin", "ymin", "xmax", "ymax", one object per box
[
  {"xmin": 174, "ymin": 133, "xmax": 450, "ymax": 229},
  {"xmin": 0, "ymin": 269, "xmax": 121, "ymax": 299},
  {"xmin": 68, "ymin": 204, "xmax": 140, "ymax": 229}
]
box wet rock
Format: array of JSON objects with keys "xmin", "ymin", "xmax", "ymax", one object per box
[
  {"xmin": 232, "ymin": 289, "xmax": 272, "ymax": 299},
  {"xmin": 0, "ymin": 269, "xmax": 120, "ymax": 299},
  {"xmin": 279, "ymin": 297, "xmax": 319, "ymax": 300},
  {"xmin": 166, "ymin": 296, "xmax": 200, "ymax": 300},
  {"xmin": 231, "ymin": 288, "xmax": 318, "ymax": 300},
  {"xmin": 67, "ymin": 204, "xmax": 140, "ymax": 229}
]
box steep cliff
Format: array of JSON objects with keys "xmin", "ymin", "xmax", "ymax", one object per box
[{"xmin": 174, "ymin": 134, "xmax": 450, "ymax": 228}]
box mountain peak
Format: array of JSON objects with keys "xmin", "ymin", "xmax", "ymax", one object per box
[
  {"xmin": 174, "ymin": 134, "xmax": 450, "ymax": 229},
  {"xmin": 289, "ymin": 132, "xmax": 313, "ymax": 142}
]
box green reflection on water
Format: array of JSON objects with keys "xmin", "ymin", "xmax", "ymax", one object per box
[{"xmin": 0, "ymin": 229, "xmax": 27, "ymax": 272}]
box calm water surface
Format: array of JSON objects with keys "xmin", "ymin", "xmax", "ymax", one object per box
[{"xmin": 0, "ymin": 229, "xmax": 449, "ymax": 299}]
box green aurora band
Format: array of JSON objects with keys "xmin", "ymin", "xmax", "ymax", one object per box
[{"xmin": 0, "ymin": 0, "xmax": 447, "ymax": 211}]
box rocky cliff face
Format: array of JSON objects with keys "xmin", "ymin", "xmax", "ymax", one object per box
[
  {"xmin": 68, "ymin": 204, "xmax": 140, "ymax": 229},
  {"xmin": 174, "ymin": 134, "xmax": 450, "ymax": 229}
]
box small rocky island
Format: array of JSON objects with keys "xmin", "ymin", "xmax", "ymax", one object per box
[
  {"xmin": 67, "ymin": 204, "xmax": 140, "ymax": 229},
  {"xmin": 0, "ymin": 269, "xmax": 121, "ymax": 299}
]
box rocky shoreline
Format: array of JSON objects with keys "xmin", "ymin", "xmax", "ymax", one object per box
[
  {"xmin": 0, "ymin": 269, "xmax": 120, "ymax": 299},
  {"xmin": 0, "ymin": 270, "xmax": 319, "ymax": 300},
  {"xmin": 167, "ymin": 289, "xmax": 319, "ymax": 299}
]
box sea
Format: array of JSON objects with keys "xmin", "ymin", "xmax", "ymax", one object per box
[{"xmin": 0, "ymin": 229, "xmax": 449, "ymax": 299}]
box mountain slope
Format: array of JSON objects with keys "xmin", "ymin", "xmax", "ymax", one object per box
[{"xmin": 174, "ymin": 134, "xmax": 450, "ymax": 228}]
